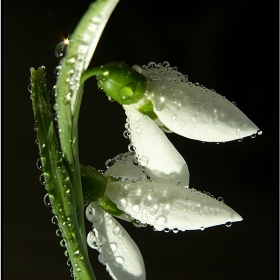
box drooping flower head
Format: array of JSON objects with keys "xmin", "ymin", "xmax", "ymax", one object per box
[{"xmin": 96, "ymin": 61, "xmax": 260, "ymax": 142}]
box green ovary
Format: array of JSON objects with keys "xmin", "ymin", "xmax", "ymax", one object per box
[{"xmin": 97, "ymin": 61, "xmax": 147, "ymax": 105}]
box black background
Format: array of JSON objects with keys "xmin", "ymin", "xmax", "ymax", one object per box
[{"xmin": 3, "ymin": 0, "xmax": 278, "ymax": 279}]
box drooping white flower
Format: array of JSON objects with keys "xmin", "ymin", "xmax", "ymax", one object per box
[
  {"xmin": 96, "ymin": 61, "xmax": 260, "ymax": 142},
  {"xmin": 132, "ymin": 62, "xmax": 260, "ymax": 143},
  {"xmin": 103, "ymin": 106, "xmax": 242, "ymax": 231}
]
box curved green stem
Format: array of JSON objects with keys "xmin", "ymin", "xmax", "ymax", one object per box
[{"xmin": 80, "ymin": 67, "xmax": 104, "ymax": 85}]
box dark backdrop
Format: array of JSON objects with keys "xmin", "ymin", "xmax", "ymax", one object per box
[{"xmin": 3, "ymin": 0, "xmax": 278, "ymax": 279}]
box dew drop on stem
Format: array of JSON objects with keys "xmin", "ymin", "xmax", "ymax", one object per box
[
  {"xmin": 36, "ymin": 158, "xmax": 43, "ymax": 170},
  {"xmin": 43, "ymin": 193, "xmax": 52, "ymax": 207}
]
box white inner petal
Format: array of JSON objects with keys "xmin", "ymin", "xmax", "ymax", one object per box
[{"xmin": 123, "ymin": 105, "xmax": 189, "ymax": 186}]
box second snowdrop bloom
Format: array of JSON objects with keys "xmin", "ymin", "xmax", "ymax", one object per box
[
  {"xmin": 95, "ymin": 61, "xmax": 260, "ymax": 142},
  {"xmin": 103, "ymin": 106, "xmax": 242, "ymax": 231}
]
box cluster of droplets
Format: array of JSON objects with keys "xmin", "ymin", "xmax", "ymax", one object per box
[
  {"xmin": 35, "ymin": 153, "xmax": 79, "ymax": 277},
  {"xmin": 123, "ymin": 119, "xmax": 151, "ymax": 170},
  {"xmin": 139, "ymin": 63, "xmax": 262, "ymax": 142},
  {"xmin": 104, "ymin": 152, "xmax": 150, "ymax": 183},
  {"xmin": 105, "ymin": 179, "xmax": 236, "ymax": 233},
  {"xmin": 86, "ymin": 203, "xmax": 131, "ymax": 276},
  {"xmin": 139, "ymin": 61, "xmax": 188, "ymax": 84}
]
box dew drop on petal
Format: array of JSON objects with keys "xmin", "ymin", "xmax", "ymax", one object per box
[
  {"xmin": 154, "ymin": 215, "xmax": 167, "ymax": 231},
  {"xmin": 225, "ymin": 221, "xmax": 232, "ymax": 228},
  {"xmin": 113, "ymin": 226, "xmax": 120, "ymax": 235},
  {"xmin": 115, "ymin": 256, "xmax": 124, "ymax": 266}
]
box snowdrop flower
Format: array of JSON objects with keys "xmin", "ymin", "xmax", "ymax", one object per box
[
  {"xmin": 95, "ymin": 61, "xmax": 260, "ymax": 142},
  {"xmin": 84, "ymin": 105, "xmax": 242, "ymax": 279},
  {"xmin": 104, "ymin": 106, "xmax": 242, "ymax": 231}
]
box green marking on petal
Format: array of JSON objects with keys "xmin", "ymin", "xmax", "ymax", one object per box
[
  {"xmin": 98, "ymin": 195, "xmax": 124, "ymax": 216},
  {"xmin": 138, "ymin": 99, "xmax": 158, "ymax": 120}
]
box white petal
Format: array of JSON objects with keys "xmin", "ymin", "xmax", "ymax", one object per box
[
  {"xmin": 105, "ymin": 152, "xmax": 146, "ymax": 181},
  {"xmin": 105, "ymin": 181, "xmax": 242, "ymax": 231},
  {"xmin": 144, "ymin": 77, "xmax": 259, "ymax": 142},
  {"xmin": 86, "ymin": 203, "xmax": 146, "ymax": 280},
  {"xmin": 123, "ymin": 105, "xmax": 189, "ymax": 186}
]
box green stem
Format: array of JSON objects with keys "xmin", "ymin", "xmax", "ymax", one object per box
[{"xmin": 80, "ymin": 67, "xmax": 104, "ymax": 85}]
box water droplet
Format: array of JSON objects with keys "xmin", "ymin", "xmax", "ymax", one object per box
[
  {"xmin": 115, "ymin": 256, "xmax": 124, "ymax": 266},
  {"xmin": 54, "ymin": 65, "xmax": 62, "ymax": 77},
  {"xmin": 51, "ymin": 216, "xmax": 58, "ymax": 225},
  {"xmin": 63, "ymin": 92, "xmax": 72, "ymax": 105},
  {"xmin": 129, "ymin": 195, "xmax": 142, "ymax": 205},
  {"xmin": 55, "ymin": 42, "xmax": 67, "ymax": 58},
  {"xmin": 35, "ymin": 138, "xmax": 39, "ymax": 145},
  {"xmin": 113, "ymin": 226, "xmax": 120, "ymax": 235},
  {"xmin": 28, "ymin": 84, "xmax": 32, "ymax": 93},
  {"xmin": 36, "ymin": 158, "xmax": 43, "ymax": 170},
  {"xmin": 162, "ymin": 203, "xmax": 171, "ymax": 214},
  {"xmin": 128, "ymin": 143, "xmax": 135, "ymax": 152},
  {"xmin": 43, "ymin": 193, "xmax": 52, "ymax": 207},
  {"xmin": 53, "ymin": 103, "xmax": 59, "ymax": 111},
  {"xmin": 66, "ymin": 259, "xmax": 71, "ymax": 266},
  {"xmin": 56, "ymin": 229, "xmax": 62, "ymax": 237},
  {"xmin": 251, "ymin": 134, "xmax": 256, "ymax": 138},
  {"xmin": 149, "ymin": 204, "xmax": 159, "ymax": 215},
  {"xmin": 133, "ymin": 157, "xmax": 139, "ymax": 166},
  {"xmin": 76, "ymin": 267, "xmax": 82, "ymax": 273},
  {"xmin": 123, "ymin": 130, "xmax": 130, "ymax": 139},
  {"xmin": 87, "ymin": 231, "xmax": 103, "ymax": 249},
  {"xmin": 164, "ymin": 228, "xmax": 170, "ymax": 233},
  {"xmin": 108, "ymin": 96, "xmax": 114, "ymax": 102},
  {"xmin": 172, "ymin": 228, "xmax": 179, "ymax": 233},
  {"xmin": 154, "ymin": 215, "xmax": 167, "ymax": 231},
  {"xmin": 140, "ymin": 156, "xmax": 149, "ymax": 167},
  {"xmin": 237, "ymin": 138, "xmax": 243, "ymax": 142},
  {"xmin": 217, "ymin": 197, "xmax": 224, "ymax": 202},
  {"xmin": 200, "ymin": 226, "xmax": 205, "ymax": 231},
  {"xmin": 225, "ymin": 221, "xmax": 232, "ymax": 228},
  {"xmin": 257, "ymin": 130, "xmax": 262, "ymax": 135},
  {"xmin": 39, "ymin": 173, "xmax": 50, "ymax": 185},
  {"xmin": 105, "ymin": 159, "xmax": 113, "ymax": 169},
  {"xmin": 86, "ymin": 206, "xmax": 101, "ymax": 223},
  {"xmin": 60, "ymin": 239, "xmax": 67, "ymax": 247},
  {"xmin": 119, "ymin": 190, "xmax": 128, "ymax": 198},
  {"xmin": 105, "ymin": 242, "xmax": 117, "ymax": 255},
  {"xmin": 64, "ymin": 250, "xmax": 69, "ymax": 257}
]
